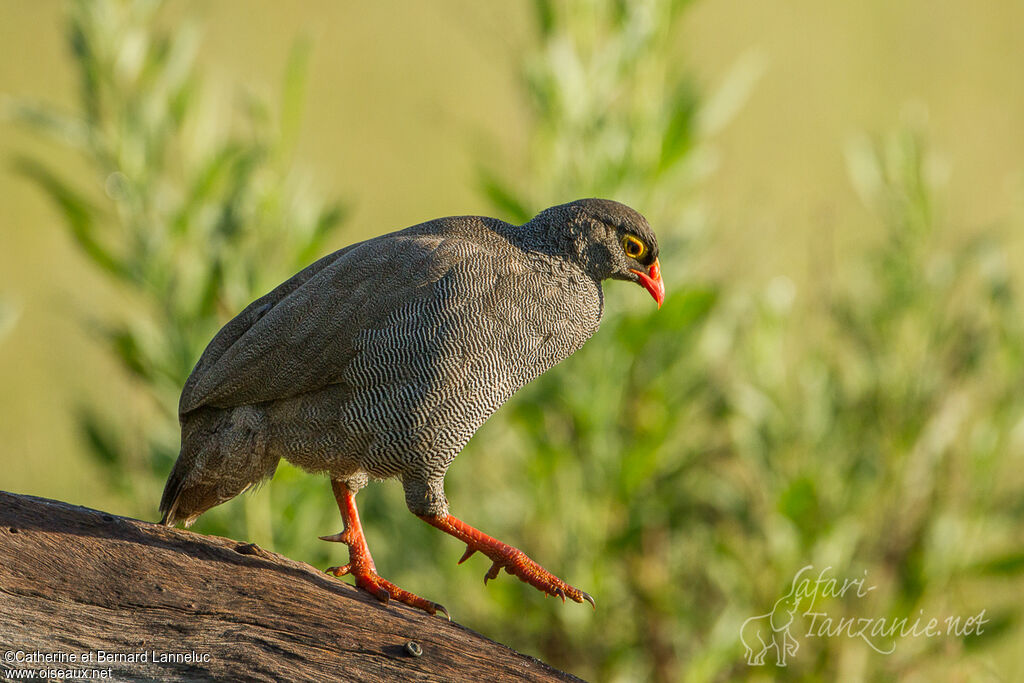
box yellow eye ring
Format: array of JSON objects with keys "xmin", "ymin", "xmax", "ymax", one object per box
[{"xmin": 622, "ymin": 235, "xmax": 646, "ymax": 259}]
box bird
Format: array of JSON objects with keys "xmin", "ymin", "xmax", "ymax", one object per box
[{"xmin": 159, "ymin": 198, "xmax": 664, "ymax": 617}]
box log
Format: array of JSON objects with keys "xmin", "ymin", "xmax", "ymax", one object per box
[{"xmin": 0, "ymin": 491, "xmax": 581, "ymax": 682}]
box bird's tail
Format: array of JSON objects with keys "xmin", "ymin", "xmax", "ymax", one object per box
[
  {"xmin": 159, "ymin": 406, "xmax": 279, "ymax": 527},
  {"xmin": 159, "ymin": 463, "xmax": 187, "ymax": 526},
  {"xmin": 158, "ymin": 455, "xmax": 211, "ymax": 527}
]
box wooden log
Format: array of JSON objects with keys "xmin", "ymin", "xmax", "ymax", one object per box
[{"xmin": 0, "ymin": 491, "xmax": 581, "ymax": 682}]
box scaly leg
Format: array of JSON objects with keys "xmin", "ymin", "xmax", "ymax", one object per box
[
  {"xmin": 419, "ymin": 514, "xmax": 594, "ymax": 607},
  {"xmin": 321, "ymin": 480, "xmax": 448, "ymax": 619}
]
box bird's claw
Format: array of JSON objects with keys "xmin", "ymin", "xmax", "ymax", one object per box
[
  {"xmin": 323, "ymin": 486, "xmax": 449, "ymax": 619},
  {"xmin": 483, "ymin": 560, "xmax": 502, "ymax": 585},
  {"xmin": 463, "ymin": 541, "xmax": 594, "ymax": 606},
  {"xmin": 424, "ymin": 515, "xmax": 595, "ymax": 608},
  {"xmin": 326, "ymin": 564, "xmax": 352, "ymax": 577},
  {"xmin": 325, "ymin": 561, "xmax": 448, "ymax": 619}
]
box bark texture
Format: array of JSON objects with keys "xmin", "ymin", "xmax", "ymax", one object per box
[{"xmin": 0, "ymin": 491, "xmax": 581, "ymax": 682}]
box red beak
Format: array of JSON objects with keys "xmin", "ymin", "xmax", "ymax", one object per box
[{"xmin": 630, "ymin": 258, "xmax": 665, "ymax": 308}]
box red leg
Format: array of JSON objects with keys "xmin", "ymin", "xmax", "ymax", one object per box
[
  {"xmin": 420, "ymin": 514, "xmax": 594, "ymax": 607},
  {"xmin": 321, "ymin": 481, "xmax": 448, "ymax": 619}
]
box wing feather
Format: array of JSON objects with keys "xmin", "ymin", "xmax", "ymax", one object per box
[{"xmin": 179, "ymin": 233, "xmax": 455, "ymax": 414}]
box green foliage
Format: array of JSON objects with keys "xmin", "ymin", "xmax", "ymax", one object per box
[
  {"xmin": 458, "ymin": 4, "xmax": 1024, "ymax": 682},
  {"xmin": 12, "ymin": 0, "xmax": 344, "ymax": 540},
  {"xmin": 689, "ymin": 128, "xmax": 1024, "ymax": 681},
  {"xmin": 486, "ymin": 0, "xmax": 712, "ymax": 235}
]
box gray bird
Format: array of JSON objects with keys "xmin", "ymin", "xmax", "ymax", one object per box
[{"xmin": 160, "ymin": 198, "xmax": 664, "ymax": 616}]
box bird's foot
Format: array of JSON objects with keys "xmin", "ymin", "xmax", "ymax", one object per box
[
  {"xmin": 472, "ymin": 543, "xmax": 595, "ymax": 606},
  {"xmin": 324, "ymin": 559, "xmax": 449, "ymax": 619},
  {"xmin": 322, "ymin": 480, "xmax": 448, "ymax": 619},
  {"xmin": 421, "ymin": 514, "xmax": 595, "ymax": 607}
]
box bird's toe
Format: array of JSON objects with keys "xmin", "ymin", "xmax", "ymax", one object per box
[
  {"xmin": 483, "ymin": 560, "xmax": 502, "ymax": 584},
  {"xmin": 325, "ymin": 564, "xmax": 352, "ymax": 577}
]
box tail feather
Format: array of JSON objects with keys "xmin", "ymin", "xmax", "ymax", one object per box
[
  {"xmin": 158, "ymin": 461, "xmax": 186, "ymax": 526},
  {"xmin": 158, "ymin": 454, "xmax": 209, "ymax": 527},
  {"xmin": 159, "ymin": 405, "xmax": 279, "ymax": 528}
]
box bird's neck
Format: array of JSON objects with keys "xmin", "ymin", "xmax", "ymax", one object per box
[{"xmin": 500, "ymin": 219, "xmax": 599, "ymax": 279}]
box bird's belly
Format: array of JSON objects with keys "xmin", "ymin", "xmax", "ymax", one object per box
[
  {"xmin": 261, "ymin": 384, "xmax": 367, "ymax": 478},
  {"xmin": 262, "ymin": 376, "xmax": 507, "ymax": 482}
]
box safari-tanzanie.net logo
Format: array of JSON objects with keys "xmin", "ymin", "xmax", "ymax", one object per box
[{"xmin": 739, "ymin": 565, "xmax": 988, "ymax": 667}]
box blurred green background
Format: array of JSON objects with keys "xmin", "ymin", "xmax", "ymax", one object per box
[{"xmin": 1, "ymin": 1, "xmax": 1022, "ymax": 681}]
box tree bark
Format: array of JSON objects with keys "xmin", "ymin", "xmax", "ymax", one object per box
[{"xmin": 0, "ymin": 491, "xmax": 582, "ymax": 682}]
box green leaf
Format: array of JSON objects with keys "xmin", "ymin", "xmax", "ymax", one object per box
[
  {"xmin": 658, "ymin": 80, "xmax": 698, "ymax": 174},
  {"xmin": 778, "ymin": 476, "xmax": 823, "ymax": 540},
  {"xmin": 615, "ymin": 286, "xmax": 717, "ymax": 352},
  {"xmin": 962, "ymin": 609, "xmax": 1015, "ymax": 650},
  {"xmin": 77, "ymin": 407, "xmax": 123, "ymax": 470},
  {"xmin": 3, "ymin": 102, "xmax": 89, "ymax": 150},
  {"xmin": 173, "ymin": 142, "xmax": 247, "ymax": 235},
  {"xmin": 532, "ymin": 0, "xmax": 555, "ymax": 37},
  {"xmin": 102, "ymin": 324, "xmax": 153, "ymax": 382},
  {"xmin": 194, "ymin": 259, "xmax": 224, "ymax": 320},
  {"xmin": 296, "ymin": 202, "xmax": 347, "ymax": 265},
  {"xmin": 658, "ymin": 286, "xmax": 718, "ymax": 332},
  {"xmin": 971, "ymin": 551, "xmax": 1024, "ymax": 576},
  {"xmin": 14, "ymin": 157, "xmax": 126, "ymax": 279}
]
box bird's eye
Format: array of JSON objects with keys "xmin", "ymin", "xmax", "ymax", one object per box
[{"xmin": 622, "ymin": 235, "xmax": 646, "ymax": 259}]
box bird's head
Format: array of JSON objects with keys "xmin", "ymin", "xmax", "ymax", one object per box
[{"xmin": 531, "ymin": 198, "xmax": 665, "ymax": 307}]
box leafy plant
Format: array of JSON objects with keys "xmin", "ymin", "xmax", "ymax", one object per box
[
  {"xmin": 450, "ymin": 1, "xmax": 754, "ymax": 679},
  {"xmin": 694, "ymin": 124, "xmax": 1024, "ymax": 681},
  {"xmin": 458, "ymin": 4, "xmax": 1023, "ymax": 681},
  {"xmin": 11, "ymin": 0, "xmax": 344, "ymax": 547}
]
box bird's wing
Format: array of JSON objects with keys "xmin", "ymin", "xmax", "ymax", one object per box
[
  {"xmin": 179, "ymin": 246, "xmax": 356, "ymax": 414},
  {"xmin": 179, "ymin": 231, "xmax": 461, "ymax": 414}
]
